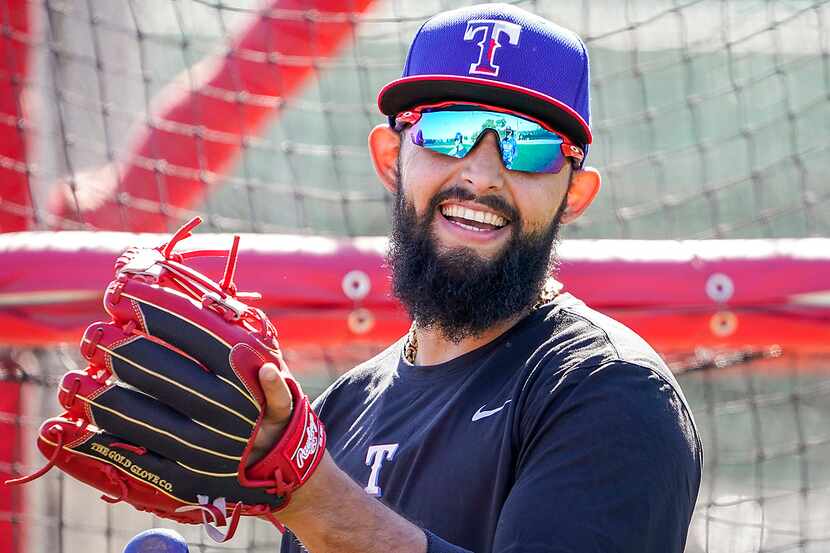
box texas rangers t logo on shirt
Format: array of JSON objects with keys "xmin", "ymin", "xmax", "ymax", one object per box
[
  {"xmin": 463, "ymin": 20, "xmax": 522, "ymax": 76},
  {"xmin": 364, "ymin": 443, "xmax": 399, "ymax": 497}
]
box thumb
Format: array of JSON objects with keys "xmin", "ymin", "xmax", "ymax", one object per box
[{"xmin": 258, "ymin": 362, "xmax": 293, "ymax": 424}]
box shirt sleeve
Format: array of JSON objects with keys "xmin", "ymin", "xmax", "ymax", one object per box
[
  {"xmin": 491, "ymin": 361, "xmax": 702, "ymax": 553},
  {"xmin": 424, "ymin": 530, "xmax": 474, "ymax": 553}
]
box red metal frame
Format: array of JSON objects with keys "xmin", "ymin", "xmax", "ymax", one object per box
[{"xmin": 1, "ymin": 234, "xmax": 827, "ymax": 358}]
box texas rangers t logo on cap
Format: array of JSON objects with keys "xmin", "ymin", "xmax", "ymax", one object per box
[{"xmin": 464, "ymin": 20, "xmax": 521, "ymax": 77}]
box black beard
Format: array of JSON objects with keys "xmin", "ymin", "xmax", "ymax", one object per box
[{"xmin": 387, "ymin": 177, "xmax": 567, "ymax": 344}]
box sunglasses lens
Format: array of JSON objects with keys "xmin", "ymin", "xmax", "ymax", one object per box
[{"xmin": 409, "ymin": 109, "xmax": 567, "ymax": 173}]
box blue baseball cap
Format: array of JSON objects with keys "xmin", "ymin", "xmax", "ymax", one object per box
[{"xmin": 377, "ymin": 3, "xmax": 592, "ymax": 148}]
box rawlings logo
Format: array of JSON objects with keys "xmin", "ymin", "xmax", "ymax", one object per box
[
  {"xmin": 293, "ymin": 412, "xmax": 320, "ymax": 470},
  {"xmin": 463, "ymin": 19, "xmax": 522, "ymax": 76}
]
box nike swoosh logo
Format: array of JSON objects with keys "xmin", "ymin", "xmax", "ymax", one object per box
[{"xmin": 472, "ymin": 400, "xmax": 512, "ymax": 422}]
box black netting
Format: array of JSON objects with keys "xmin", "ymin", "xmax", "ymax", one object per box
[
  {"xmin": 1, "ymin": 0, "xmax": 826, "ymax": 237},
  {"xmin": 3, "ymin": 346, "xmax": 830, "ymax": 552}
]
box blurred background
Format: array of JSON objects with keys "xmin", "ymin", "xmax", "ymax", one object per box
[{"xmin": 0, "ymin": 0, "xmax": 828, "ymax": 551}]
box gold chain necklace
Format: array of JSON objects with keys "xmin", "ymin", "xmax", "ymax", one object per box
[{"xmin": 402, "ymin": 279, "xmax": 561, "ymax": 365}]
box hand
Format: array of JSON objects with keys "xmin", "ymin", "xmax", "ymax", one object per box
[
  {"xmin": 245, "ymin": 366, "xmax": 426, "ymax": 553},
  {"xmin": 247, "ymin": 362, "xmax": 294, "ymax": 466}
]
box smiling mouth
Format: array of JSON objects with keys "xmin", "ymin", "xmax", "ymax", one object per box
[{"xmin": 439, "ymin": 204, "xmax": 510, "ymax": 232}]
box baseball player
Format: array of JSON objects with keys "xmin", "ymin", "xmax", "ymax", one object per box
[
  {"xmin": 251, "ymin": 5, "xmax": 705, "ymax": 553},
  {"xmin": 449, "ymin": 131, "xmax": 468, "ymax": 157},
  {"xmin": 14, "ymin": 2, "xmax": 700, "ymax": 551},
  {"xmin": 500, "ymin": 126, "xmax": 518, "ymax": 168}
]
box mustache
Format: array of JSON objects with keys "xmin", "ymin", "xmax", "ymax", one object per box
[{"xmin": 427, "ymin": 186, "xmax": 518, "ymax": 222}]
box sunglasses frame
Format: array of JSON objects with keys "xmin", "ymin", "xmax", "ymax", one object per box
[{"xmin": 394, "ymin": 101, "xmax": 585, "ymax": 170}]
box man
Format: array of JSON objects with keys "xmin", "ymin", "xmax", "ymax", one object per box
[
  {"xmin": 449, "ymin": 131, "xmax": 468, "ymax": 158},
  {"xmin": 251, "ymin": 4, "xmax": 703, "ymax": 552},
  {"xmin": 500, "ymin": 126, "xmax": 517, "ymax": 168}
]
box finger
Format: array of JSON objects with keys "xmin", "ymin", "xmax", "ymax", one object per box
[
  {"xmin": 37, "ymin": 416, "xmax": 284, "ymax": 509},
  {"xmin": 82, "ymin": 323, "xmax": 259, "ymax": 437},
  {"xmin": 60, "ymin": 371, "xmax": 244, "ymax": 475},
  {"xmin": 103, "ymin": 279, "xmax": 278, "ymax": 393},
  {"xmin": 258, "ymin": 363, "xmax": 293, "ymax": 425}
]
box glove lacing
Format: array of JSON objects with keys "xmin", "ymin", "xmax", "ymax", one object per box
[
  {"xmin": 4, "ymin": 424, "xmax": 66, "ymax": 485},
  {"xmin": 152, "ymin": 217, "xmax": 275, "ymax": 343}
]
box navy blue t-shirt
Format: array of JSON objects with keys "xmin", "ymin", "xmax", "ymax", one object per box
[{"xmin": 281, "ymin": 294, "xmax": 703, "ymax": 553}]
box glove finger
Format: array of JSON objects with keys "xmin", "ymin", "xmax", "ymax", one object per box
[
  {"xmin": 103, "ymin": 278, "xmax": 276, "ymax": 406},
  {"xmin": 83, "ymin": 322, "xmax": 259, "ymax": 438},
  {"xmin": 37, "ymin": 416, "xmax": 283, "ymax": 510},
  {"xmin": 60, "ymin": 371, "xmax": 245, "ymax": 475}
]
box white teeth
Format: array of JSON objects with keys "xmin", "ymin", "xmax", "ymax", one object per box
[
  {"xmin": 454, "ymin": 221, "xmax": 487, "ymax": 232},
  {"xmin": 440, "ymin": 205, "xmax": 507, "ymax": 228}
]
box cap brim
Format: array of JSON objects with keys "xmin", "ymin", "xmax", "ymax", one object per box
[{"xmin": 377, "ymin": 75, "xmax": 592, "ymax": 146}]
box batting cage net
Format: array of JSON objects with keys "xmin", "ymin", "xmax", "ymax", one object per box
[{"xmin": 1, "ymin": 0, "xmax": 829, "ymax": 552}]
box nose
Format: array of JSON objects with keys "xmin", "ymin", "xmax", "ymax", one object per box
[{"xmin": 459, "ymin": 130, "xmax": 505, "ymax": 193}]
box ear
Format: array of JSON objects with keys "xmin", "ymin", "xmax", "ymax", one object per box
[
  {"xmin": 561, "ymin": 166, "xmax": 601, "ymax": 224},
  {"xmin": 368, "ymin": 124, "xmax": 401, "ymax": 194}
]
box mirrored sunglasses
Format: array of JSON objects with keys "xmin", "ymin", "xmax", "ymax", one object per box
[{"xmin": 395, "ymin": 103, "xmax": 584, "ymax": 174}]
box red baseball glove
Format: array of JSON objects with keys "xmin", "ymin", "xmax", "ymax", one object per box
[{"xmin": 7, "ymin": 217, "xmax": 325, "ymax": 541}]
